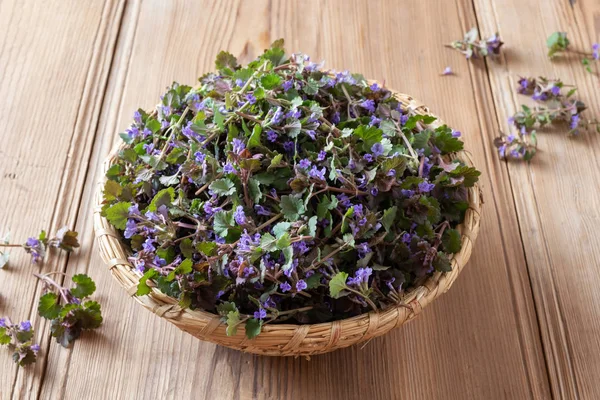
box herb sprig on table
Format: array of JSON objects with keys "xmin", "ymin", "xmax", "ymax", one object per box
[
  {"xmin": 0, "ymin": 226, "xmax": 79, "ymax": 267},
  {"xmin": 446, "ymin": 27, "xmax": 503, "ymax": 59},
  {"xmin": 102, "ymin": 39, "xmax": 479, "ymax": 338},
  {"xmin": 0, "ymin": 318, "xmax": 40, "ymax": 367},
  {"xmin": 494, "ymin": 77, "xmax": 600, "ymax": 160}
]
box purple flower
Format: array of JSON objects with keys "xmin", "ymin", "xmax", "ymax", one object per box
[
  {"xmin": 593, "ymin": 43, "xmax": 599, "ymax": 60},
  {"xmin": 234, "ymin": 206, "xmax": 247, "ymax": 225},
  {"xmin": 347, "ymin": 267, "xmax": 372, "ymax": 286},
  {"xmin": 452, "ymin": 130, "xmax": 461, "ymax": 138},
  {"xmin": 371, "ymin": 142, "xmax": 384, "ymax": 157},
  {"xmin": 309, "ymin": 166, "xmax": 326, "ymax": 181},
  {"xmin": 370, "ymin": 187, "xmax": 379, "ymax": 196},
  {"xmin": 286, "ymin": 109, "xmax": 302, "ymax": 119},
  {"xmin": 161, "ymin": 105, "xmax": 171, "ymax": 118},
  {"xmin": 317, "ymin": 150, "xmax": 327, "ymax": 161},
  {"xmin": 442, "ymin": 66, "xmax": 453, "ymax": 75},
  {"xmin": 356, "ymin": 242, "xmax": 371, "ymax": 257},
  {"xmin": 282, "ymin": 80, "xmax": 293, "ymax": 91},
  {"xmin": 401, "ymin": 189, "xmax": 415, "ymax": 197},
  {"xmin": 143, "ymin": 143, "xmax": 155, "ymax": 154},
  {"xmin": 133, "ymin": 110, "xmax": 142, "ymax": 125},
  {"xmin": 370, "ymin": 83, "xmax": 381, "ymax": 91},
  {"xmin": 298, "ymin": 158, "xmax": 312, "ymax": 169},
  {"xmin": 369, "ymin": 115, "xmax": 381, "ymax": 126},
  {"xmin": 272, "ymin": 107, "xmax": 285, "ymax": 125},
  {"xmin": 296, "ymin": 280, "xmax": 308, "ymax": 291},
  {"xmin": 194, "ymin": 151, "xmax": 206, "ymax": 163},
  {"xmin": 498, "ymin": 144, "xmax": 507, "ymax": 158},
  {"xmin": 267, "ymin": 130, "xmax": 278, "ymax": 142},
  {"xmin": 360, "ymin": 99, "xmax": 376, "ymax": 113},
  {"xmin": 400, "ymin": 114, "xmax": 409, "ymax": 126},
  {"xmin": 19, "ymin": 321, "xmax": 32, "ymax": 332},
  {"xmin": 418, "ymin": 181, "xmax": 435, "ymax": 193},
  {"xmin": 280, "ymin": 282, "xmax": 292, "ymax": 292},
  {"xmin": 551, "ymin": 85, "xmax": 561, "ymax": 96},
  {"xmin": 570, "ymin": 114, "xmax": 580, "ymax": 130},
  {"xmin": 245, "ymin": 93, "xmax": 257, "ymax": 105},
  {"xmin": 235, "ymin": 79, "xmax": 244, "ymax": 87},
  {"xmin": 161, "ymin": 120, "xmax": 170, "ymax": 130},
  {"xmin": 142, "ymin": 238, "xmax": 156, "ymax": 253},
  {"xmin": 0, "ymin": 318, "xmax": 7, "ymax": 328},
  {"xmin": 363, "ymin": 153, "xmax": 374, "ymax": 163},
  {"xmin": 31, "ymin": 344, "xmax": 40, "ymax": 353},
  {"xmin": 223, "ymin": 163, "xmax": 236, "ymax": 174},
  {"xmin": 386, "ymin": 168, "xmax": 396, "ymax": 177},
  {"xmin": 507, "ymin": 134, "xmax": 515, "ymax": 143},
  {"xmin": 232, "ymin": 138, "xmax": 246, "ymax": 154},
  {"xmin": 305, "ymin": 130, "xmax": 317, "ymax": 140},
  {"xmin": 283, "ymin": 140, "xmax": 295, "ymax": 154},
  {"xmin": 254, "ymin": 205, "xmax": 271, "ymax": 216},
  {"xmin": 124, "ymin": 219, "xmax": 137, "ymax": 239},
  {"xmin": 254, "ymin": 308, "xmax": 267, "ymax": 320},
  {"xmin": 331, "ymin": 112, "xmax": 340, "ymax": 124},
  {"xmin": 126, "ymin": 126, "xmax": 139, "ymax": 139}
]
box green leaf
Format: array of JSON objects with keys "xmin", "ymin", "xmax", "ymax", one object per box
[
  {"xmin": 412, "ymin": 130, "xmax": 432, "ymax": 152},
  {"xmin": 103, "ymin": 180, "xmax": 122, "ymax": 201},
  {"xmin": 281, "ymin": 246, "xmax": 294, "ymax": 271},
  {"xmin": 0, "ymin": 328, "xmax": 10, "ymax": 345},
  {"xmin": 213, "ymin": 106, "xmax": 225, "ymax": 130},
  {"xmin": 167, "ymin": 258, "xmax": 193, "ymax": 281},
  {"xmin": 404, "ymin": 115, "xmax": 436, "ymax": 130},
  {"xmin": 214, "ymin": 210, "xmax": 234, "ymax": 237},
  {"xmin": 140, "ymin": 154, "xmax": 167, "ymax": 171},
  {"xmin": 303, "ymin": 77, "xmax": 319, "ymax": 95},
  {"xmin": 245, "ymin": 318, "xmax": 262, "ymax": 339},
  {"xmin": 225, "ymin": 310, "xmax": 241, "ymax": 336},
  {"xmin": 442, "ymin": 228, "xmax": 462, "ymax": 254},
  {"xmin": 307, "ymin": 216, "xmax": 318, "ymax": 237},
  {"xmin": 329, "ymin": 272, "xmax": 349, "ymax": 298},
  {"xmin": 215, "ymin": 51, "xmax": 239, "ymax": 71},
  {"xmin": 546, "ymin": 32, "xmax": 569, "ymax": 58},
  {"xmin": 343, "ymin": 233, "xmax": 355, "ymax": 248},
  {"xmin": 248, "ymin": 178, "xmax": 262, "ymax": 203},
  {"xmin": 276, "ymin": 233, "xmax": 291, "ymax": 249},
  {"xmin": 260, "ymin": 73, "xmax": 282, "ymax": 90},
  {"xmin": 180, "ymin": 238, "xmax": 194, "ymax": 259},
  {"xmin": 381, "ymin": 206, "xmax": 398, "ymax": 232},
  {"xmin": 272, "ymin": 222, "xmax": 291, "ymax": 238},
  {"xmin": 432, "ymin": 125, "xmax": 464, "ymax": 154},
  {"xmin": 305, "ymin": 273, "xmax": 322, "ymax": 289},
  {"xmin": 148, "ymin": 187, "xmax": 175, "ymax": 211},
  {"xmin": 38, "ymin": 292, "xmax": 62, "ymax": 319},
  {"xmin": 248, "ymin": 124, "xmax": 262, "ymax": 149},
  {"xmin": 316, "ymin": 195, "xmax": 338, "ymax": 219},
  {"xmin": 0, "ymin": 252, "xmax": 9, "ymax": 269},
  {"xmin": 71, "ymin": 274, "xmax": 96, "ymax": 299},
  {"xmin": 341, "ymin": 206, "xmax": 354, "ymax": 233},
  {"xmin": 353, "ymin": 125, "xmax": 383, "ymax": 149},
  {"xmin": 137, "ymin": 269, "xmax": 158, "ymax": 296},
  {"xmin": 197, "ymin": 241, "xmax": 218, "ymax": 256},
  {"xmin": 280, "ymin": 195, "xmax": 305, "ymax": 220},
  {"xmin": 105, "ymin": 202, "xmax": 132, "ymax": 230},
  {"xmin": 146, "ymin": 118, "xmax": 161, "ymax": 133},
  {"xmin": 260, "ymin": 232, "xmax": 278, "ymax": 252},
  {"xmin": 209, "ymin": 178, "xmax": 236, "ymax": 196},
  {"xmin": 433, "ymin": 252, "xmax": 453, "ymax": 272},
  {"xmin": 268, "ymin": 153, "xmax": 285, "ymax": 171}
]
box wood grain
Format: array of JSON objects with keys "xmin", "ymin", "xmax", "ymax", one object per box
[
  {"xmin": 473, "ymin": 0, "xmax": 600, "ymax": 398},
  {"xmin": 0, "ymin": 1, "xmax": 125, "ymax": 398},
  {"xmin": 34, "ymin": 1, "xmax": 550, "ymax": 399}
]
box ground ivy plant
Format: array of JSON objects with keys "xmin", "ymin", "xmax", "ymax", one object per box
[
  {"xmin": 0, "ymin": 318, "xmax": 39, "ymax": 367},
  {"xmin": 0, "ymin": 226, "xmax": 79, "ymax": 267},
  {"xmin": 102, "ymin": 39, "xmax": 480, "ymax": 339},
  {"xmin": 494, "ymin": 77, "xmax": 600, "ymax": 160},
  {"xmin": 446, "ymin": 27, "xmax": 503, "ymax": 59},
  {"xmin": 547, "ymin": 32, "xmax": 599, "ymax": 75},
  {"xmin": 36, "ymin": 273, "xmax": 103, "ymax": 347}
]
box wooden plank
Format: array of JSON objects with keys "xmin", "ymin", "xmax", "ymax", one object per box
[
  {"xmin": 44, "ymin": 0, "xmax": 550, "ymax": 398},
  {"xmin": 473, "ymin": 0, "xmax": 600, "ymax": 398},
  {"xmin": 0, "ymin": 0, "xmax": 126, "ymax": 398}
]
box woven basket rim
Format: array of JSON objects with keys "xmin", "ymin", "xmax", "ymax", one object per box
[{"xmin": 94, "ymin": 86, "xmax": 483, "ymax": 356}]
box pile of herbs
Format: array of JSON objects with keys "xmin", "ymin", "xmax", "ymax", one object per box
[{"xmin": 102, "ymin": 40, "xmax": 480, "ymax": 339}]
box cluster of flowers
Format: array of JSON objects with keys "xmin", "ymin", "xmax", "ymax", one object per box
[
  {"xmin": 102, "ymin": 40, "xmax": 480, "ymax": 338},
  {"xmin": 447, "ymin": 27, "xmax": 503, "ymax": 59},
  {"xmin": 494, "ymin": 77, "xmax": 599, "ymax": 160},
  {"xmin": 0, "ymin": 318, "xmax": 39, "ymax": 367}
]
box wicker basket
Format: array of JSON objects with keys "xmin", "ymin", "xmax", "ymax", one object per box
[{"xmin": 94, "ymin": 89, "xmax": 483, "ymax": 357}]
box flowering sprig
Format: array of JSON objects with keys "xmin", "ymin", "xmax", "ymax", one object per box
[
  {"xmin": 0, "ymin": 226, "xmax": 79, "ymax": 266},
  {"xmin": 547, "ymin": 32, "xmax": 600, "ymax": 76},
  {"xmin": 0, "ymin": 318, "xmax": 39, "ymax": 367},
  {"xmin": 35, "ymin": 273, "xmax": 102, "ymax": 347},
  {"xmin": 103, "ymin": 39, "xmax": 480, "ymax": 338},
  {"xmin": 494, "ymin": 77, "xmax": 600, "ymax": 160},
  {"xmin": 447, "ymin": 27, "xmax": 503, "ymax": 59}
]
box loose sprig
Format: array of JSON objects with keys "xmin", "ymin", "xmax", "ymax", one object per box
[
  {"xmin": 0, "ymin": 318, "xmax": 40, "ymax": 367},
  {"xmin": 547, "ymin": 32, "xmax": 600, "ymax": 76},
  {"xmin": 102, "ymin": 40, "xmax": 480, "ymax": 338},
  {"xmin": 36, "ymin": 273, "xmax": 103, "ymax": 347},
  {"xmin": 494, "ymin": 77, "xmax": 600, "ymax": 160},
  {"xmin": 447, "ymin": 27, "xmax": 503, "ymax": 59},
  {"xmin": 0, "ymin": 226, "xmax": 79, "ymax": 266}
]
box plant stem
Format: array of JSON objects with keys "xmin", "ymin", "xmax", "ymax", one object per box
[{"xmin": 0, "ymin": 244, "xmax": 21, "ymax": 248}]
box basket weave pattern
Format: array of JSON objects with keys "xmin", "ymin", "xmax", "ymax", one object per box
[{"xmin": 94, "ymin": 90, "xmax": 482, "ymax": 356}]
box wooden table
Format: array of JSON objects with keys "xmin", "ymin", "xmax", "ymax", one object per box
[{"xmin": 1, "ymin": 1, "xmax": 599, "ymax": 398}]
